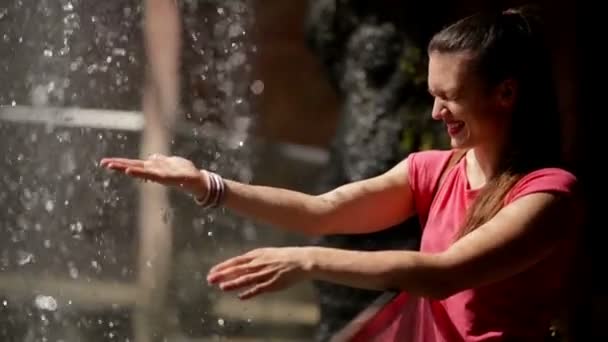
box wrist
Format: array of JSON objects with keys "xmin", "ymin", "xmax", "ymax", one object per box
[
  {"xmin": 192, "ymin": 170, "xmax": 208, "ymax": 198},
  {"xmin": 300, "ymin": 247, "xmax": 319, "ymax": 276},
  {"xmin": 194, "ymin": 170, "xmax": 226, "ymax": 208}
]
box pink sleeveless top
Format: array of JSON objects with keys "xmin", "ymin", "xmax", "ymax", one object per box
[{"xmin": 356, "ymin": 149, "xmax": 578, "ymax": 341}]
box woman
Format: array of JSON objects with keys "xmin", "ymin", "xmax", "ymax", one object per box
[{"xmin": 101, "ymin": 6, "xmax": 582, "ymax": 341}]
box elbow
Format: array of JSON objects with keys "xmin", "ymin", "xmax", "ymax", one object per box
[{"xmin": 300, "ymin": 195, "xmax": 337, "ymax": 236}]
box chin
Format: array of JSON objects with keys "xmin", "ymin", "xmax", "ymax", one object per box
[
  {"xmin": 449, "ymin": 138, "xmax": 473, "ymax": 150},
  {"xmin": 448, "ymin": 129, "xmax": 473, "ymax": 149}
]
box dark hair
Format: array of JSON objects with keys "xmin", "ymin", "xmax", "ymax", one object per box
[{"xmin": 429, "ymin": 5, "xmax": 563, "ymax": 238}]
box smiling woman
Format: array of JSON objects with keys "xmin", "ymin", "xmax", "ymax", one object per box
[{"xmin": 101, "ymin": 4, "xmax": 582, "ymax": 341}]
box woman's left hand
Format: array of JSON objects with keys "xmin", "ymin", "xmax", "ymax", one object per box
[{"xmin": 207, "ymin": 247, "xmax": 312, "ymax": 300}]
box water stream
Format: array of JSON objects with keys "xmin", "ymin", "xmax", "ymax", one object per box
[{"xmin": 0, "ymin": 1, "xmax": 298, "ymax": 341}]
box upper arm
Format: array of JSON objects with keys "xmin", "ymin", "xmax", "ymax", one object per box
[
  {"xmin": 436, "ymin": 191, "xmax": 581, "ymax": 295},
  {"xmin": 317, "ymin": 156, "xmax": 416, "ymax": 234}
]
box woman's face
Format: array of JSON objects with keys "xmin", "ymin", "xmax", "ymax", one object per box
[{"xmin": 427, "ymin": 51, "xmax": 515, "ymax": 150}]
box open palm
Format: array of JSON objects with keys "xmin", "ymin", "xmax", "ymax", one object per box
[{"xmin": 100, "ymin": 154, "xmax": 206, "ymax": 197}]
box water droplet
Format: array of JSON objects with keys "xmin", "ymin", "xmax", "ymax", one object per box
[
  {"xmin": 217, "ymin": 8, "xmax": 225, "ymax": 15},
  {"xmin": 34, "ymin": 295, "xmax": 57, "ymax": 311},
  {"xmin": 62, "ymin": 2, "xmax": 73, "ymax": 11},
  {"xmin": 207, "ymin": 231, "xmax": 213, "ymax": 237},
  {"xmin": 16, "ymin": 153, "xmax": 23, "ymax": 161},
  {"xmin": 2, "ymin": 300, "xmax": 7, "ymax": 306},
  {"xmin": 11, "ymin": 100, "xmax": 16, "ymax": 106},
  {"xmin": 87, "ymin": 64, "xmax": 98, "ymax": 74},
  {"xmin": 112, "ymin": 48, "xmax": 126, "ymax": 56},
  {"xmin": 45, "ymin": 200, "xmax": 54, "ymax": 212},
  {"xmin": 250, "ymin": 80, "xmax": 264, "ymax": 95},
  {"xmin": 91, "ymin": 260, "xmax": 100, "ymax": 271},
  {"xmin": 228, "ymin": 23, "xmax": 245, "ymax": 38},
  {"xmin": 70, "ymin": 221, "xmax": 83, "ymax": 235},
  {"xmin": 69, "ymin": 265, "xmax": 79, "ymax": 279},
  {"xmin": 103, "ymin": 179, "xmax": 110, "ymax": 188},
  {"xmin": 43, "ymin": 49, "xmax": 53, "ymax": 57},
  {"xmin": 217, "ymin": 318, "xmax": 225, "ymax": 327},
  {"xmin": 70, "ymin": 61, "xmax": 80, "ymax": 71},
  {"xmin": 17, "ymin": 251, "xmax": 34, "ymax": 265},
  {"xmin": 43, "ymin": 240, "xmax": 51, "ymax": 248},
  {"xmin": 106, "ymin": 56, "xmax": 112, "ymax": 63}
]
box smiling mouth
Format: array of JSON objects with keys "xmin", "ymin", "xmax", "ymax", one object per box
[{"xmin": 446, "ymin": 121, "xmax": 465, "ymax": 135}]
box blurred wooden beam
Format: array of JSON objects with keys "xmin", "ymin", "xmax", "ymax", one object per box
[{"xmin": 0, "ymin": 274, "xmax": 138, "ymax": 308}]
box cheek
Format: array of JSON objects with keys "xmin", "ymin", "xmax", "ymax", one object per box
[
  {"xmin": 475, "ymin": 114, "xmax": 506, "ymax": 138},
  {"xmin": 448, "ymin": 103, "xmax": 496, "ymax": 134},
  {"xmin": 444, "ymin": 102, "xmax": 466, "ymax": 118}
]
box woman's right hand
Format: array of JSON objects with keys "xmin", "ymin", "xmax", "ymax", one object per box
[{"xmin": 99, "ymin": 154, "xmax": 208, "ymax": 198}]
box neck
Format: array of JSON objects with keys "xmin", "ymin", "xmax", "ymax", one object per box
[{"xmin": 467, "ymin": 141, "xmax": 505, "ymax": 188}]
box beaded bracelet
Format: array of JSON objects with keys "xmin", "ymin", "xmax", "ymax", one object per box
[{"xmin": 194, "ymin": 170, "xmax": 226, "ymax": 208}]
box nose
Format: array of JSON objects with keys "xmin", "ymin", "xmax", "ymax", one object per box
[{"xmin": 431, "ymin": 98, "xmax": 447, "ymax": 120}]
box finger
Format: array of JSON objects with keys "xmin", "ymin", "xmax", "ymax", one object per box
[
  {"xmin": 207, "ymin": 255, "xmax": 256, "ymax": 282},
  {"xmin": 124, "ymin": 166, "xmax": 168, "ymax": 183},
  {"xmin": 105, "ymin": 162, "xmax": 130, "ymax": 172},
  {"xmin": 238, "ymin": 277, "xmax": 278, "ymax": 300},
  {"xmin": 219, "ymin": 267, "xmax": 276, "ymax": 291},
  {"xmin": 208, "ymin": 263, "xmax": 266, "ymax": 285},
  {"xmin": 100, "ymin": 158, "xmax": 145, "ymax": 168},
  {"xmin": 104, "ymin": 162, "xmax": 146, "ymax": 172}
]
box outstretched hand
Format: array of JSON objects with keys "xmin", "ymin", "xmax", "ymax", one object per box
[
  {"xmin": 207, "ymin": 247, "xmax": 311, "ymax": 300},
  {"xmin": 99, "ymin": 154, "xmax": 207, "ymax": 197}
]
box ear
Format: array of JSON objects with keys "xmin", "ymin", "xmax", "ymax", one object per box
[{"xmin": 496, "ymin": 78, "xmax": 518, "ymax": 109}]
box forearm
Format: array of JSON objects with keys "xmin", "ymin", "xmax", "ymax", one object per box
[
  {"xmin": 221, "ymin": 176, "xmax": 414, "ymax": 236},
  {"xmin": 305, "ymin": 247, "xmax": 452, "ymax": 299},
  {"xmin": 223, "ymin": 180, "xmax": 331, "ymax": 235}
]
